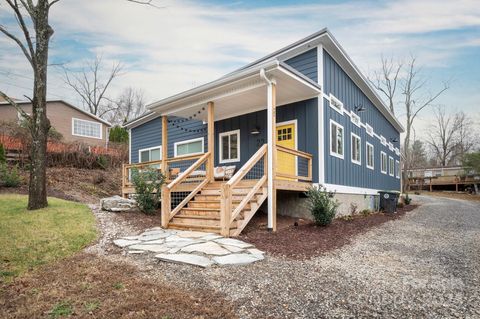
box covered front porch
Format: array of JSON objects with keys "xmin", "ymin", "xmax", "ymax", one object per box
[{"xmin": 122, "ymin": 60, "xmax": 321, "ymax": 235}]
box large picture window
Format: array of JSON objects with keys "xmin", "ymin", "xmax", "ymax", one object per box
[
  {"xmin": 330, "ymin": 120, "xmax": 344, "ymax": 159},
  {"xmin": 139, "ymin": 146, "xmax": 161, "ymax": 163},
  {"xmin": 174, "ymin": 137, "xmax": 204, "ymax": 157},
  {"xmin": 366, "ymin": 142, "xmax": 374, "ymax": 170},
  {"xmin": 381, "ymin": 151, "xmax": 387, "ymax": 174},
  {"xmin": 72, "ymin": 118, "xmax": 102, "ymax": 139},
  {"xmin": 351, "ymin": 133, "xmax": 361, "ymax": 165},
  {"xmin": 219, "ymin": 130, "xmax": 240, "ymax": 163}
]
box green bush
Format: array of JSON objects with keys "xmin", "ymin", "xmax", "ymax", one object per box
[
  {"xmin": 305, "ymin": 185, "xmax": 339, "ymax": 226},
  {"xmin": 0, "ymin": 163, "xmax": 21, "ymax": 187},
  {"xmin": 0, "ymin": 143, "xmax": 5, "ymax": 164},
  {"xmin": 109, "ymin": 126, "xmax": 129, "ymax": 144},
  {"xmin": 96, "ymin": 155, "xmax": 108, "ymax": 169},
  {"xmin": 131, "ymin": 167, "xmax": 165, "ymax": 214}
]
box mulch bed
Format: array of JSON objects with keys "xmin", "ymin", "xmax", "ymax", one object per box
[
  {"xmin": 239, "ymin": 205, "xmax": 418, "ymax": 260},
  {"xmin": 0, "ymin": 253, "xmax": 237, "ymax": 319}
]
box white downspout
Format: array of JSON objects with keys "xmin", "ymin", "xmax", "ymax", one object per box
[{"xmin": 260, "ymin": 68, "xmax": 275, "ymax": 230}]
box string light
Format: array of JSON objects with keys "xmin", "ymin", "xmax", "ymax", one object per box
[{"xmin": 167, "ymin": 107, "xmax": 208, "ymax": 133}]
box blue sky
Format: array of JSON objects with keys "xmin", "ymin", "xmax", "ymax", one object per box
[{"xmin": 0, "ymin": 0, "xmax": 479, "ymax": 136}]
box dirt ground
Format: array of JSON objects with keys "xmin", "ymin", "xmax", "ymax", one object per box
[
  {"xmin": 239, "ymin": 205, "xmax": 418, "ymax": 259},
  {"xmin": 0, "ymin": 253, "xmax": 237, "ymax": 319},
  {"xmin": 1, "ymin": 166, "xmax": 122, "ymax": 203}
]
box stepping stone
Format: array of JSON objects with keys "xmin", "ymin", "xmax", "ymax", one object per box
[
  {"xmin": 214, "ymin": 238, "xmax": 253, "ymax": 249},
  {"xmin": 168, "ymin": 248, "xmax": 181, "ymax": 254},
  {"xmin": 141, "ymin": 239, "xmax": 166, "ymax": 245},
  {"xmin": 164, "ymin": 238, "xmax": 198, "ymax": 249},
  {"xmin": 155, "ymin": 253, "xmax": 214, "ymax": 268},
  {"xmin": 213, "ymin": 253, "xmax": 263, "ymax": 266},
  {"xmin": 128, "ymin": 250, "xmax": 145, "ymax": 254},
  {"xmin": 247, "ymin": 248, "xmax": 265, "ymax": 256},
  {"xmin": 128, "ymin": 244, "xmax": 170, "ymax": 253},
  {"xmin": 121, "ymin": 235, "xmax": 141, "ymax": 240},
  {"xmin": 113, "ymin": 239, "xmax": 142, "ymax": 248},
  {"xmin": 222, "ymin": 244, "xmax": 244, "ymax": 253},
  {"xmin": 141, "ymin": 230, "xmax": 165, "ymax": 236},
  {"xmin": 177, "ymin": 231, "xmax": 212, "ymax": 238},
  {"xmin": 181, "ymin": 242, "xmax": 230, "ymax": 256},
  {"xmin": 145, "ymin": 227, "xmax": 163, "ymax": 232},
  {"xmin": 201, "ymin": 234, "xmax": 223, "ymax": 241},
  {"xmin": 140, "ymin": 233, "xmax": 171, "ymax": 241}
]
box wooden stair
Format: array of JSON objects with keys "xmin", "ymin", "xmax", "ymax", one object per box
[{"xmin": 168, "ymin": 180, "xmax": 268, "ymax": 236}]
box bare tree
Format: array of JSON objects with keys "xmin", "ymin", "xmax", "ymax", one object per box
[
  {"xmin": 401, "ymin": 56, "xmax": 449, "ymax": 191},
  {"xmin": 62, "ymin": 55, "xmax": 123, "ymax": 117},
  {"xmin": 369, "ymin": 56, "xmax": 402, "ymax": 115},
  {"xmin": 453, "ymin": 111, "xmax": 476, "ymax": 162},
  {"xmin": 409, "ymin": 139, "xmax": 429, "ymax": 168},
  {"xmin": 106, "ymin": 87, "xmax": 147, "ymax": 124},
  {"xmin": 426, "ymin": 107, "xmax": 458, "ymax": 166},
  {"xmin": 0, "ymin": 0, "xmax": 62, "ymax": 209}
]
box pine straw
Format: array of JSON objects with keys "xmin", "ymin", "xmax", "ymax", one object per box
[{"xmin": 0, "ymin": 253, "xmax": 237, "ymax": 319}]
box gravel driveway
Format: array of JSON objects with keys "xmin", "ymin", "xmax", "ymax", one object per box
[{"xmin": 97, "ymin": 196, "xmax": 480, "ymax": 318}]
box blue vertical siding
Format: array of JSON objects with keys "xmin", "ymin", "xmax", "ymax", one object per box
[
  {"xmin": 130, "ymin": 116, "xmax": 206, "ymax": 163},
  {"xmin": 284, "ymin": 48, "xmax": 318, "ymax": 82},
  {"xmin": 323, "ymin": 50, "xmax": 401, "ymax": 191}
]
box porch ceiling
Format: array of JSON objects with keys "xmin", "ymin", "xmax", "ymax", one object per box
[{"xmin": 150, "ymin": 62, "xmax": 321, "ymax": 121}]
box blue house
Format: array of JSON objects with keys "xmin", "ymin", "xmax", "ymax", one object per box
[{"xmin": 123, "ymin": 28, "xmax": 403, "ymax": 236}]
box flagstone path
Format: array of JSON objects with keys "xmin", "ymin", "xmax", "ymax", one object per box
[{"xmin": 113, "ymin": 227, "xmax": 264, "ymax": 268}]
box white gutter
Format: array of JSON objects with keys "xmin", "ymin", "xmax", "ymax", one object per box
[{"xmin": 260, "ymin": 68, "xmax": 276, "ymax": 231}]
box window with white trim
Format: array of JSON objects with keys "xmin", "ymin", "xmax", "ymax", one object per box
[
  {"xmin": 219, "ymin": 129, "xmax": 240, "ymax": 163},
  {"xmin": 351, "ymin": 133, "xmax": 361, "ymax": 165},
  {"xmin": 389, "ymin": 156, "xmax": 395, "ymax": 176},
  {"xmin": 381, "ymin": 151, "xmax": 387, "ymax": 174},
  {"xmin": 366, "ymin": 142, "xmax": 374, "ymax": 170},
  {"xmin": 73, "ymin": 118, "xmax": 102, "ymax": 139},
  {"xmin": 351, "ymin": 113, "xmax": 361, "ymax": 127},
  {"xmin": 174, "ymin": 137, "xmax": 204, "ymax": 157},
  {"xmin": 139, "ymin": 146, "xmax": 161, "ymax": 163},
  {"xmin": 330, "ymin": 120, "xmax": 344, "ymax": 159},
  {"xmin": 329, "ymin": 94, "xmax": 344, "ymax": 114},
  {"xmin": 395, "ymin": 160, "xmax": 400, "ymax": 178}
]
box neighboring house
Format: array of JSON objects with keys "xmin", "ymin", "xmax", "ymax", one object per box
[
  {"xmin": 123, "ymin": 28, "xmax": 404, "ymax": 236},
  {"xmin": 0, "ymin": 100, "xmax": 111, "ymax": 147},
  {"xmin": 407, "ymin": 166, "xmax": 480, "ymax": 192}
]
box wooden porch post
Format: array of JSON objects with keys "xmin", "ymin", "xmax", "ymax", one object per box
[
  {"xmin": 161, "ymin": 115, "xmax": 169, "ymax": 228},
  {"xmin": 207, "ymin": 101, "xmax": 215, "ymax": 182},
  {"xmin": 267, "ymin": 82, "xmax": 277, "ymax": 231},
  {"xmin": 161, "ymin": 116, "xmax": 168, "ymax": 176}
]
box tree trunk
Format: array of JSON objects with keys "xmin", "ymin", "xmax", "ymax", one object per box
[{"xmin": 28, "ymin": 1, "xmax": 52, "ymax": 210}]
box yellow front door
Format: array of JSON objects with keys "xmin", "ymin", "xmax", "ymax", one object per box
[{"xmin": 276, "ymin": 123, "xmax": 296, "ymax": 179}]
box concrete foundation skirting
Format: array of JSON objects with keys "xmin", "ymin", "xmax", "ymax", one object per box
[{"xmin": 272, "ymin": 190, "xmax": 378, "ymax": 221}]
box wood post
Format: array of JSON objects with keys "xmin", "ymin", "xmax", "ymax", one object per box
[
  {"xmin": 207, "ymin": 101, "xmax": 214, "ymax": 182},
  {"xmin": 161, "ymin": 116, "xmax": 168, "ymax": 178},
  {"xmin": 161, "ymin": 185, "xmax": 170, "ymax": 228},
  {"xmin": 267, "ymin": 82, "xmax": 277, "ymax": 232},
  {"xmin": 220, "ymin": 184, "xmax": 231, "ymax": 237}
]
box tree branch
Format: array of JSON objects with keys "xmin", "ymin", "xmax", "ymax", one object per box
[
  {"xmin": 0, "ymin": 24, "xmax": 33, "ymax": 67},
  {"xmin": 0, "ymin": 90, "xmax": 32, "ymax": 121}
]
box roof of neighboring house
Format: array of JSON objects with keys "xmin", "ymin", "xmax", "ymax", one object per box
[
  {"xmin": 0, "ymin": 99, "xmax": 112, "ymax": 126},
  {"xmin": 125, "ymin": 28, "xmax": 404, "ymax": 132}
]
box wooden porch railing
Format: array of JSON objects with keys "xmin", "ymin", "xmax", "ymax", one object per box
[
  {"xmin": 161, "ymin": 152, "xmax": 211, "ymax": 228},
  {"xmin": 275, "ymin": 145, "xmax": 313, "ymax": 182},
  {"xmin": 220, "ymin": 144, "xmax": 267, "ymax": 236}
]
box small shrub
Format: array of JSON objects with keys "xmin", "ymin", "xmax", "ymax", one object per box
[
  {"xmin": 0, "ymin": 143, "xmax": 5, "ymax": 164},
  {"xmin": 404, "ymin": 194, "xmax": 412, "ymax": 205},
  {"xmin": 131, "ymin": 167, "xmax": 166, "ymax": 214},
  {"xmin": 96, "ymin": 155, "xmax": 108, "ymax": 169},
  {"xmin": 360, "ymin": 209, "xmax": 372, "ymax": 216},
  {"xmin": 397, "ymin": 202, "xmax": 405, "ymax": 208},
  {"xmin": 0, "ymin": 163, "xmax": 21, "ymax": 187},
  {"xmin": 305, "ymin": 185, "xmax": 339, "ymax": 226}
]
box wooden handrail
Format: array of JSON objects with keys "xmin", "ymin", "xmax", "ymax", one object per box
[
  {"xmin": 276, "ymin": 145, "xmax": 313, "ymax": 159},
  {"xmin": 166, "ymin": 152, "xmax": 210, "ymax": 190},
  {"xmin": 230, "ymin": 175, "xmax": 267, "ymax": 223},
  {"xmin": 227, "ymin": 144, "xmax": 267, "ymax": 187},
  {"xmin": 166, "ymin": 153, "xmax": 204, "ymax": 163}
]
